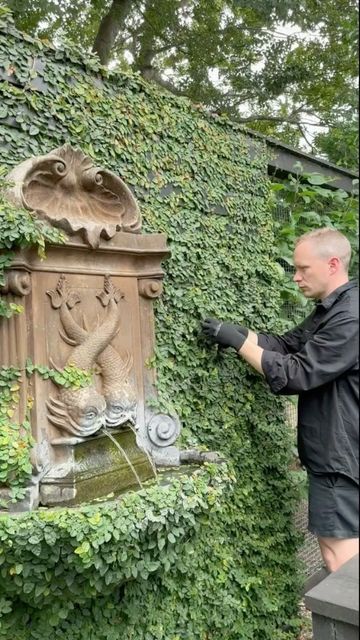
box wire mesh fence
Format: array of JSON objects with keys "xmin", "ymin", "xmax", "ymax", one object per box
[
  {"xmin": 273, "ymin": 202, "xmax": 324, "ymax": 577},
  {"xmin": 286, "ymin": 400, "xmax": 323, "ymax": 577},
  {"xmin": 295, "ymin": 502, "xmax": 324, "ymax": 578}
]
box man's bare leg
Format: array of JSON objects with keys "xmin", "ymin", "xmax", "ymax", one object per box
[{"xmin": 318, "ymin": 536, "xmax": 359, "ymax": 572}]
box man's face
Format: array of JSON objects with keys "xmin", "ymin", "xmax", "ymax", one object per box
[{"xmin": 293, "ymin": 240, "xmax": 331, "ymax": 300}]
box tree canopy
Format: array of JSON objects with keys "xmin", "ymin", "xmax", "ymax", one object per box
[{"xmin": 5, "ymin": 0, "xmax": 359, "ymax": 168}]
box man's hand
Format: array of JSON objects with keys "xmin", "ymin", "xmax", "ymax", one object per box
[{"xmin": 201, "ymin": 317, "xmax": 248, "ymax": 351}]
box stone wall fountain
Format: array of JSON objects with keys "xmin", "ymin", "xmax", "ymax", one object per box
[{"xmin": 0, "ymin": 144, "xmax": 185, "ymax": 510}]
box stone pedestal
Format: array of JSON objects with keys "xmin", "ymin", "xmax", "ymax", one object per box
[{"xmin": 305, "ymin": 555, "xmax": 359, "ymax": 640}]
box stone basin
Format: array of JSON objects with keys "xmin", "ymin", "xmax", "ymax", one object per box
[{"xmin": 39, "ymin": 426, "xmax": 156, "ymax": 507}]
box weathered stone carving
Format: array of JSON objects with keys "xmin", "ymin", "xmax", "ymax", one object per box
[
  {"xmin": 147, "ymin": 413, "xmax": 181, "ymax": 447},
  {"xmin": 6, "ymin": 144, "xmax": 141, "ymax": 248},
  {"xmin": 0, "ymin": 271, "xmax": 30, "ymax": 425},
  {"xmin": 1, "ymin": 145, "xmax": 183, "ymax": 509},
  {"xmin": 98, "ymin": 345, "xmax": 137, "ymax": 428},
  {"xmin": 54, "ymin": 275, "xmax": 137, "ymax": 430},
  {"xmin": 0, "ymin": 269, "xmax": 31, "ymax": 296},
  {"xmin": 46, "ymin": 274, "xmax": 126, "ymax": 443},
  {"xmin": 138, "ymin": 278, "xmax": 163, "ymax": 299},
  {"xmin": 136, "ymin": 409, "xmax": 181, "ymax": 467}
]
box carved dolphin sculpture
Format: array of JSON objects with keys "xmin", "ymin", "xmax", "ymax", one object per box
[
  {"xmin": 46, "ymin": 275, "xmax": 124, "ymax": 441},
  {"xmin": 56, "ymin": 281, "xmax": 137, "ymax": 428}
]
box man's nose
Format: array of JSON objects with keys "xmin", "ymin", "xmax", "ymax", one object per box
[{"xmin": 293, "ymin": 271, "xmax": 301, "ymax": 282}]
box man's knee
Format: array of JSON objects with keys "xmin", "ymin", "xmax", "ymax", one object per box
[{"xmin": 318, "ymin": 536, "xmax": 359, "ymax": 572}]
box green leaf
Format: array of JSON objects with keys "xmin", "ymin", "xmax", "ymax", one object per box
[
  {"xmin": 157, "ymin": 538, "xmax": 166, "ymax": 551},
  {"xmin": 28, "ymin": 125, "xmax": 40, "ymax": 136}
]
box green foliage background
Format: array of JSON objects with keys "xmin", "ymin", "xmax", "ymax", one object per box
[
  {"xmin": 271, "ymin": 168, "xmax": 359, "ymax": 324},
  {"xmin": 0, "ymin": 6, "xmax": 302, "ymax": 639},
  {"xmin": 4, "ymin": 0, "xmax": 359, "ymax": 167}
]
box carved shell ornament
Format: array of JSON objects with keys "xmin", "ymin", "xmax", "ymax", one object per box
[{"xmin": 6, "ymin": 144, "xmax": 141, "ymax": 248}]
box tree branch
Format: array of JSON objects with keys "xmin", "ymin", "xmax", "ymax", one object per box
[
  {"xmin": 234, "ymin": 114, "xmax": 301, "ymax": 124},
  {"xmin": 297, "ymin": 124, "xmax": 315, "ymax": 151},
  {"xmin": 140, "ymin": 67, "xmax": 184, "ymax": 95},
  {"xmin": 92, "ymin": 0, "xmax": 134, "ymax": 65}
]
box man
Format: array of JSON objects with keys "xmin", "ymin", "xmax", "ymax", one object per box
[{"xmin": 201, "ymin": 227, "xmax": 359, "ymax": 573}]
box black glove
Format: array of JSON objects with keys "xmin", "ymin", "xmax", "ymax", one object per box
[{"xmin": 201, "ymin": 318, "xmax": 248, "ymax": 351}]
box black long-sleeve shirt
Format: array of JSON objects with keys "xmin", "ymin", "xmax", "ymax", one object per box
[{"xmin": 259, "ymin": 281, "xmax": 359, "ymax": 482}]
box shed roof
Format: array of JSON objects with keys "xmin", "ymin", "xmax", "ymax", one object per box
[{"xmin": 247, "ymin": 129, "xmax": 358, "ymax": 193}]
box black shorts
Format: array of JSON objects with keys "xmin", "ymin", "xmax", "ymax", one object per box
[{"xmin": 308, "ymin": 472, "xmax": 359, "ymax": 539}]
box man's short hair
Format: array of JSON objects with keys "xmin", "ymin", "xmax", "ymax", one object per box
[{"xmin": 295, "ymin": 227, "xmax": 352, "ymax": 271}]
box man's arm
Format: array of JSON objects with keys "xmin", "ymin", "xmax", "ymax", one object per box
[
  {"xmin": 257, "ymin": 317, "xmax": 311, "ymax": 355},
  {"xmin": 200, "ymin": 319, "xmax": 264, "ymax": 374},
  {"xmin": 201, "ymin": 315, "xmax": 311, "ymax": 356},
  {"xmin": 245, "ymin": 329, "xmax": 258, "ymax": 345},
  {"xmin": 237, "ymin": 338, "xmax": 264, "ymax": 374},
  {"xmin": 241, "ymin": 311, "xmax": 358, "ymax": 395},
  {"xmin": 202, "ymin": 312, "xmax": 358, "ymax": 394}
]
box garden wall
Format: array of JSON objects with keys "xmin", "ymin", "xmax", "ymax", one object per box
[{"xmin": 0, "ymin": 6, "xmax": 302, "ymax": 639}]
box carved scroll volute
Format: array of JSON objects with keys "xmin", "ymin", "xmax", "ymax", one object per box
[
  {"xmin": 0, "ymin": 270, "xmax": 31, "ymax": 425},
  {"xmin": 138, "ymin": 279, "xmax": 163, "ymax": 299},
  {"xmin": 137, "ymin": 276, "xmax": 163, "ymax": 436},
  {"xmin": 5, "ymin": 144, "xmax": 141, "ymax": 249},
  {"xmin": 0, "ymin": 270, "xmax": 31, "ymax": 296}
]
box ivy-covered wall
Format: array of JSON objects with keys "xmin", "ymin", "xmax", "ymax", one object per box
[{"xmin": 0, "ymin": 6, "xmax": 302, "ymax": 640}]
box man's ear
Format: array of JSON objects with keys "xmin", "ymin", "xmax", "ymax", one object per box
[{"xmin": 328, "ymin": 256, "xmax": 340, "ymax": 273}]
